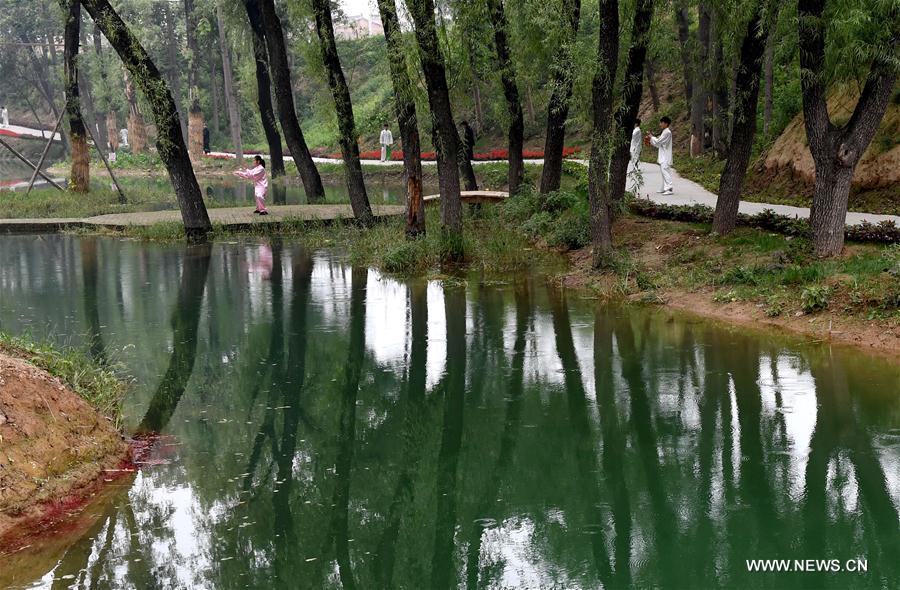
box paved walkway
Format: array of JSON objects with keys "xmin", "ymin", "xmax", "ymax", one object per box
[
  {"xmin": 0, "ymin": 204, "xmax": 405, "ymax": 234},
  {"xmin": 207, "ymin": 152, "xmax": 900, "ymax": 227}
]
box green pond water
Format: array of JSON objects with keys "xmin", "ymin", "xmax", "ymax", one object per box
[{"xmin": 0, "ymin": 235, "xmax": 898, "ymax": 589}]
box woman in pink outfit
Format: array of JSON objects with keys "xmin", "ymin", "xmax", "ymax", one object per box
[{"xmin": 234, "ymin": 155, "xmax": 269, "ymax": 215}]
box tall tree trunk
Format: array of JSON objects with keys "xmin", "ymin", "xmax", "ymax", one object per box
[
  {"xmin": 711, "ymin": 14, "xmax": 730, "ymax": 156},
  {"xmin": 83, "ymin": 0, "xmax": 212, "ymax": 239},
  {"xmin": 310, "ymin": 0, "xmax": 373, "ymax": 223},
  {"xmin": 83, "ymin": 21, "xmax": 109, "ymax": 153},
  {"xmin": 243, "ymin": 0, "xmax": 284, "ymax": 177},
  {"xmin": 539, "ymin": 0, "xmax": 581, "ymax": 194},
  {"xmin": 216, "ymin": 4, "xmax": 243, "ymax": 165},
  {"xmin": 123, "ymin": 69, "xmax": 146, "ymax": 154},
  {"xmin": 690, "ymin": 3, "xmax": 710, "ymax": 157},
  {"xmin": 161, "ymin": 0, "xmax": 187, "ymax": 141},
  {"xmin": 60, "ymin": 0, "xmax": 90, "ymax": 193},
  {"xmin": 609, "ymin": 0, "xmax": 655, "ymax": 208},
  {"xmin": 763, "ymin": 33, "xmax": 774, "ymax": 136},
  {"xmin": 93, "ymin": 23, "xmax": 119, "ymax": 152},
  {"xmin": 486, "ymin": 0, "xmax": 525, "ymax": 194},
  {"xmin": 185, "ymin": 0, "xmax": 205, "ymax": 160},
  {"xmin": 209, "ymin": 53, "xmax": 221, "ymax": 138},
  {"xmin": 588, "ymin": 0, "xmax": 619, "ymax": 265},
  {"xmin": 798, "ymin": 0, "xmax": 897, "ymax": 257},
  {"xmin": 712, "ymin": 7, "xmax": 770, "ymax": 235},
  {"xmin": 408, "ymin": 0, "xmax": 464, "ymax": 255},
  {"xmin": 675, "ymin": 6, "xmax": 693, "ymax": 107},
  {"xmin": 376, "ymin": 0, "xmax": 425, "ymax": 237},
  {"xmin": 251, "ymin": 0, "xmax": 325, "ymax": 202},
  {"xmin": 106, "ymin": 111, "xmax": 119, "ymax": 152},
  {"xmin": 645, "ymin": 57, "xmax": 660, "ymax": 112}
]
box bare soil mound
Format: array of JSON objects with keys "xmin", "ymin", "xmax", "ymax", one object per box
[{"xmin": 0, "ymin": 353, "xmax": 128, "ymax": 542}]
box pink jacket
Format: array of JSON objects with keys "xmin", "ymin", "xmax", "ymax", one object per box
[{"xmin": 234, "ymin": 165, "xmax": 268, "ymax": 198}]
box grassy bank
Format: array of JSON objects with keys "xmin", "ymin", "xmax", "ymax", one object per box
[{"xmin": 0, "ymin": 332, "xmax": 126, "ymax": 426}]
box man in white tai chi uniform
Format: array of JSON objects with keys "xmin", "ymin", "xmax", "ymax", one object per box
[
  {"xmin": 647, "ymin": 116, "xmax": 673, "ymax": 195},
  {"xmin": 1, "ymin": 106, "xmax": 8, "ymax": 128},
  {"xmin": 379, "ymin": 123, "xmax": 394, "ymax": 162},
  {"xmin": 628, "ymin": 118, "xmax": 643, "ymax": 190}
]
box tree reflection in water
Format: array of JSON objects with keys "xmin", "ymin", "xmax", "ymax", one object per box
[{"xmin": 0, "ymin": 235, "xmax": 896, "ymax": 589}]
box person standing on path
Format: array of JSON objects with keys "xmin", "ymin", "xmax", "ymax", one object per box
[
  {"xmin": 1, "ymin": 106, "xmax": 8, "ymax": 127},
  {"xmin": 203, "ymin": 125, "xmax": 211, "ymax": 154},
  {"xmin": 460, "ymin": 120, "xmax": 475, "ymax": 162},
  {"xmin": 234, "ymin": 155, "xmax": 269, "ymax": 215},
  {"xmin": 379, "ymin": 123, "xmax": 394, "ymax": 162},
  {"xmin": 646, "ymin": 116, "xmax": 673, "ymax": 194},
  {"xmin": 629, "ymin": 118, "xmax": 643, "ymax": 189}
]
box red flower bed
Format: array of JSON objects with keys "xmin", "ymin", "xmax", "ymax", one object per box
[{"xmin": 329, "ymin": 146, "xmax": 581, "ymax": 161}]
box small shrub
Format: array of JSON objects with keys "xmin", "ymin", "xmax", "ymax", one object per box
[
  {"xmin": 721, "ymin": 265, "xmax": 761, "ymax": 286},
  {"xmin": 547, "ymin": 210, "xmax": 590, "ymax": 250},
  {"xmin": 520, "ymin": 211, "xmax": 553, "ymax": 239},
  {"xmin": 800, "ymin": 285, "xmax": 830, "ymax": 313},
  {"xmin": 540, "ymin": 191, "xmax": 580, "ymax": 215}
]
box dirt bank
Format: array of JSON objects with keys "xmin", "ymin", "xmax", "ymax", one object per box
[
  {"xmin": 0, "ymin": 352, "xmax": 129, "ymax": 546},
  {"xmin": 558, "ymin": 216, "xmax": 900, "ymax": 359}
]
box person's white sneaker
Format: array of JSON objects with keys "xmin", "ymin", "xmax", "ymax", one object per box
[{"xmin": 662, "ymin": 189, "xmax": 674, "ymax": 195}]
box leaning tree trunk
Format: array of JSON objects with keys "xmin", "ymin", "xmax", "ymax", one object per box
[
  {"xmin": 252, "ymin": 0, "xmax": 326, "ymax": 202},
  {"xmin": 539, "ymin": 0, "xmax": 581, "ymax": 194},
  {"xmin": 407, "ymin": 0, "xmax": 464, "ymax": 254},
  {"xmin": 376, "ymin": 0, "xmax": 425, "ymax": 237},
  {"xmin": 244, "ymin": 0, "xmax": 285, "ymax": 178},
  {"xmin": 798, "ymin": 0, "xmax": 897, "ymax": 257},
  {"xmin": 82, "ymin": 0, "xmax": 212, "ymax": 238},
  {"xmin": 609, "ymin": 0, "xmax": 655, "ymax": 208},
  {"xmin": 185, "ymin": 0, "xmax": 205, "ymax": 160},
  {"xmin": 486, "ymin": 0, "xmax": 525, "ymax": 194},
  {"xmin": 712, "ymin": 8, "xmax": 770, "ymax": 235},
  {"xmin": 60, "ymin": 0, "xmax": 90, "ymax": 193},
  {"xmin": 587, "ymin": 0, "xmax": 619, "ymax": 266},
  {"xmin": 310, "ymin": 0, "xmax": 373, "ymax": 224},
  {"xmin": 216, "ymin": 4, "xmax": 243, "ymax": 165},
  {"xmin": 123, "ymin": 69, "xmax": 146, "ymax": 154}
]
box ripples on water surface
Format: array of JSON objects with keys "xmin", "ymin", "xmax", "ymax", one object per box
[{"xmin": 0, "ymin": 235, "xmax": 898, "ymax": 589}]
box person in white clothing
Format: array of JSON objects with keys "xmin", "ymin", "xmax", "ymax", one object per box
[
  {"xmin": 1, "ymin": 106, "xmax": 8, "ymax": 127},
  {"xmin": 379, "ymin": 123, "xmax": 394, "ymax": 162},
  {"xmin": 646, "ymin": 116, "xmax": 673, "ymax": 194}
]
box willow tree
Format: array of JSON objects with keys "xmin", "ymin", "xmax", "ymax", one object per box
[
  {"xmin": 310, "ymin": 0, "xmax": 373, "ymax": 224},
  {"xmin": 184, "ymin": 0, "xmax": 205, "ymax": 160},
  {"xmin": 376, "ymin": 0, "xmax": 425, "ymax": 237},
  {"xmin": 407, "ymin": 0, "xmax": 464, "ymax": 254},
  {"xmin": 798, "ymin": 0, "xmax": 898, "ymax": 257},
  {"xmin": 712, "ymin": 3, "xmax": 772, "ymax": 234},
  {"xmin": 59, "ymin": 0, "xmax": 90, "ymax": 193},
  {"xmin": 252, "ymin": 0, "xmax": 325, "ymax": 202},
  {"xmin": 609, "ymin": 0, "xmax": 654, "ymax": 207},
  {"xmin": 242, "ymin": 0, "xmax": 284, "ymax": 177},
  {"xmin": 123, "ymin": 68, "xmax": 146, "ymax": 153},
  {"xmin": 539, "ymin": 0, "xmax": 581, "ymax": 194},
  {"xmin": 587, "ymin": 0, "xmax": 619, "ymax": 264},
  {"xmin": 82, "ymin": 0, "xmax": 212, "ymax": 238},
  {"xmin": 486, "ymin": 0, "xmax": 525, "ymax": 194}
]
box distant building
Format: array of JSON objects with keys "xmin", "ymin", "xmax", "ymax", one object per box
[{"xmin": 334, "ymin": 13, "xmax": 384, "ymax": 39}]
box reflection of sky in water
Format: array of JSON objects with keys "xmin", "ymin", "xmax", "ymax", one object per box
[{"xmin": 1, "ymin": 235, "xmax": 899, "ymax": 589}]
